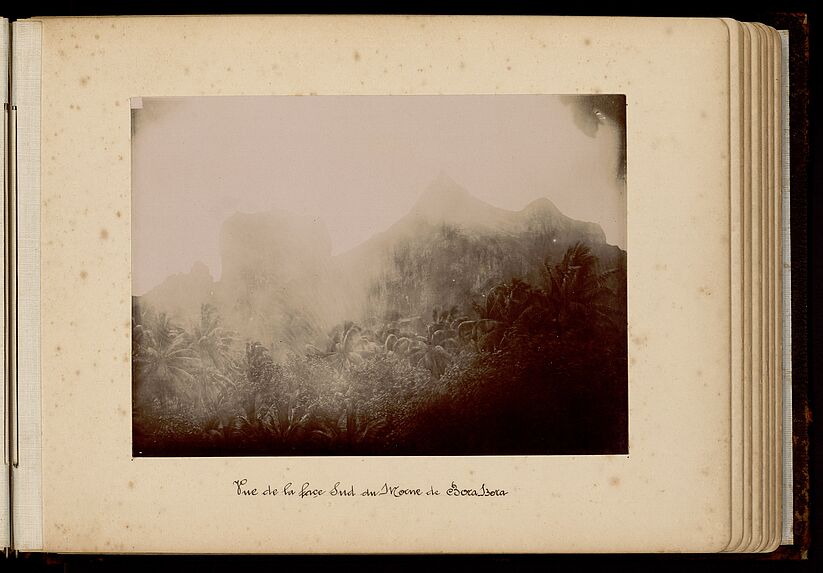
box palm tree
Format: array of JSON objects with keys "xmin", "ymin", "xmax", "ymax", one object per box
[
  {"xmin": 466, "ymin": 278, "xmax": 540, "ymax": 351},
  {"xmin": 542, "ymin": 242, "xmax": 617, "ymax": 331},
  {"xmin": 184, "ymin": 304, "xmax": 236, "ymax": 409},
  {"xmin": 409, "ymin": 342, "xmax": 453, "ymax": 378},
  {"xmin": 133, "ymin": 311, "xmax": 198, "ymax": 407},
  {"xmin": 230, "ymin": 341, "xmax": 277, "ymax": 441},
  {"xmin": 262, "ymin": 390, "xmax": 313, "ymax": 447},
  {"xmin": 325, "ymin": 322, "xmax": 368, "ymax": 371},
  {"xmin": 240, "ymin": 341, "xmax": 275, "ymax": 394},
  {"xmin": 187, "ymin": 304, "xmax": 234, "ymax": 370},
  {"xmin": 314, "ymin": 399, "xmax": 383, "ymax": 452}
]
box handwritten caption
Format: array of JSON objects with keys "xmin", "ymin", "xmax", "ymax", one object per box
[{"xmin": 232, "ymin": 478, "xmax": 509, "ymax": 498}]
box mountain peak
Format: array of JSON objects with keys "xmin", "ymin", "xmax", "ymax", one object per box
[
  {"xmin": 411, "ymin": 173, "xmax": 488, "ymax": 220},
  {"xmin": 417, "ymin": 171, "xmax": 470, "ymax": 201},
  {"xmin": 429, "ymin": 170, "xmax": 465, "ymax": 191},
  {"xmin": 522, "ymin": 196, "xmax": 561, "ymax": 216},
  {"xmin": 189, "ymin": 260, "xmax": 213, "ymax": 278}
]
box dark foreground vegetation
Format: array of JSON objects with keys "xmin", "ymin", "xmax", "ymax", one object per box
[{"xmin": 133, "ymin": 243, "xmax": 627, "ymax": 456}]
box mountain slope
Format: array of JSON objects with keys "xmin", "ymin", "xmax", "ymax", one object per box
[
  {"xmin": 138, "ymin": 174, "xmax": 624, "ymax": 350},
  {"xmin": 334, "ymin": 174, "xmax": 615, "ymax": 322}
]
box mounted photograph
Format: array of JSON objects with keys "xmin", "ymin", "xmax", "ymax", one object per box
[{"xmin": 130, "ymin": 94, "xmax": 628, "ymax": 457}]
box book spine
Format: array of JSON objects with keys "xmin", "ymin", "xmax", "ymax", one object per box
[
  {"xmin": 778, "ymin": 28, "xmax": 793, "ymax": 547},
  {"xmin": 1, "ymin": 16, "xmax": 9, "ymax": 555},
  {"xmin": 9, "ymin": 20, "xmax": 42, "ymax": 552}
]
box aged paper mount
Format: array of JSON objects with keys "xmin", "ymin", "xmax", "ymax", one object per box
[{"xmin": 20, "ymin": 15, "xmax": 738, "ymax": 553}]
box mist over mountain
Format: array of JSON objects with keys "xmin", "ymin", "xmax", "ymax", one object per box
[
  {"xmin": 138, "ymin": 174, "xmax": 625, "ymax": 357},
  {"xmin": 138, "ymin": 261, "xmax": 217, "ymax": 325},
  {"xmin": 336, "ymin": 173, "xmax": 620, "ymax": 324},
  {"xmin": 219, "ymin": 209, "xmax": 332, "ymax": 291}
]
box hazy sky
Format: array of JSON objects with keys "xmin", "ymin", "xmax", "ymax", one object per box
[{"xmin": 132, "ymin": 95, "xmax": 626, "ymax": 295}]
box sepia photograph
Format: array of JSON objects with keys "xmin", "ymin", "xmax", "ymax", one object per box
[{"xmin": 131, "ymin": 95, "xmax": 628, "ymax": 457}]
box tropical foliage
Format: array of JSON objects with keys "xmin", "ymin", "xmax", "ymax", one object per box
[{"xmin": 133, "ymin": 242, "xmax": 627, "ymax": 456}]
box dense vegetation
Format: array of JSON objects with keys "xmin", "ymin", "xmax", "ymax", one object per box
[{"xmin": 133, "ymin": 242, "xmax": 627, "ymax": 456}]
